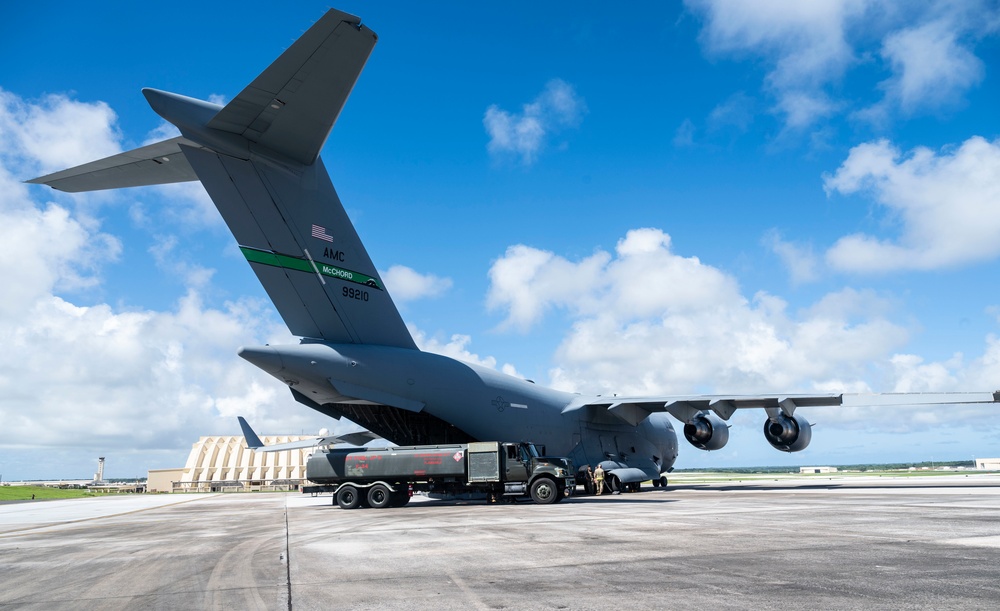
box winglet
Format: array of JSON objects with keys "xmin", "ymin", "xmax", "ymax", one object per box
[{"xmin": 238, "ymin": 416, "xmax": 265, "ymax": 449}]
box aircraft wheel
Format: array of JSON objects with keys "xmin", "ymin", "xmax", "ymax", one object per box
[
  {"xmin": 367, "ymin": 484, "xmax": 392, "ymax": 509},
  {"xmin": 336, "ymin": 485, "xmax": 362, "ymax": 510},
  {"xmin": 658, "ymin": 476, "xmax": 668, "ymax": 488},
  {"xmin": 529, "ymin": 478, "xmax": 559, "ymax": 504}
]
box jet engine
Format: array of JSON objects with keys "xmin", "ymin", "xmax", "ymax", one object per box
[
  {"xmin": 683, "ymin": 412, "xmax": 729, "ymax": 451},
  {"xmin": 763, "ymin": 413, "xmax": 811, "ymax": 452}
]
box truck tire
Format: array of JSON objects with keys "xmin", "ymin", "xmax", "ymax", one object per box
[
  {"xmin": 336, "ymin": 485, "xmax": 362, "ymax": 510},
  {"xmin": 529, "ymin": 477, "xmax": 559, "ymax": 505},
  {"xmin": 367, "ymin": 484, "xmax": 391, "ymax": 509},
  {"xmin": 390, "ymin": 490, "xmax": 411, "ymax": 507}
]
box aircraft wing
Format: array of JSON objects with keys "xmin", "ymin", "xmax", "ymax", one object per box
[
  {"xmin": 567, "ymin": 391, "xmax": 1000, "ymax": 426},
  {"xmin": 206, "ymin": 8, "xmax": 376, "ymax": 165},
  {"xmin": 237, "ymin": 416, "xmax": 381, "ymax": 452},
  {"xmin": 26, "ymin": 136, "xmax": 201, "ymax": 192}
]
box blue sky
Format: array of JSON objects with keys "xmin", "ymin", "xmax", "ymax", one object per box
[{"xmin": 2, "ymin": 1, "xmax": 999, "ymax": 479}]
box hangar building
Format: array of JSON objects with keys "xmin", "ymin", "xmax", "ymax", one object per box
[
  {"xmin": 975, "ymin": 458, "xmax": 1000, "ymax": 470},
  {"xmin": 147, "ymin": 435, "xmax": 314, "ymax": 493}
]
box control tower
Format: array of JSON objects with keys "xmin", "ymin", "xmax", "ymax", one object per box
[{"xmin": 94, "ymin": 457, "xmax": 105, "ymax": 484}]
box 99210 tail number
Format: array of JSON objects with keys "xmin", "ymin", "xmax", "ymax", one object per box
[{"xmin": 343, "ymin": 286, "xmax": 369, "ymax": 302}]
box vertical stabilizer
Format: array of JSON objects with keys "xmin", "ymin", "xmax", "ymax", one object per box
[
  {"xmin": 182, "ymin": 145, "xmax": 416, "ymax": 347},
  {"xmin": 27, "ymin": 9, "xmax": 417, "ymax": 349}
]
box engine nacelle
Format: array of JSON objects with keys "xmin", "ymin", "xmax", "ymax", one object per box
[
  {"xmin": 763, "ymin": 413, "xmax": 812, "ymax": 452},
  {"xmin": 683, "ymin": 412, "xmax": 729, "ymax": 451}
]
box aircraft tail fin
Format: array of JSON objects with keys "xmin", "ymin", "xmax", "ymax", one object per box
[
  {"xmin": 238, "ymin": 416, "xmax": 265, "ymax": 450},
  {"xmin": 205, "ymin": 8, "xmax": 375, "ymax": 165},
  {"xmin": 238, "ymin": 416, "xmax": 383, "ymax": 452},
  {"xmin": 27, "ymin": 9, "xmax": 416, "ymax": 349}
]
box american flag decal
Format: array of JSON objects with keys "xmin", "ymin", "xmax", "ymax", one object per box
[{"xmin": 311, "ymin": 224, "xmax": 334, "ymax": 243}]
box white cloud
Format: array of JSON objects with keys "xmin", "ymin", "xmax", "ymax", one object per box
[
  {"xmin": 824, "ymin": 136, "xmax": 1000, "ymax": 272},
  {"xmin": 149, "ymin": 234, "xmax": 216, "ymax": 288},
  {"xmin": 686, "ymin": 0, "xmax": 869, "ymax": 129},
  {"xmin": 0, "ymin": 90, "xmax": 333, "ymax": 478},
  {"xmin": 486, "ymin": 228, "xmax": 912, "ymax": 396},
  {"xmin": 409, "ymin": 326, "xmax": 521, "ymax": 377},
  {"xmin": 381, "ymin": 265, "xmax": 452, "ymax": 303},
  {"xmin": 483, "ymin": 79, "xmax": 586, "ymax": 165},
  {"xmin": 764, "ymin": 229, "xmax": 820, "ymax": 283},
  {"xmin": 486, "ymin": 227, "xmax": 1000, "ymax": 439},
  {"xmin": 707, "ymin": 92, "xmax": 755, "ymax": 133},
  {"xmin": 879, "ymin": 19, "xmax": 984, "ymax": 114},
  {"xmin": 0, "ymin": 88, "xmax": 122, "ymax": 175},
  {"xmin": 486, "ymin": 242, "xmax": 611, "ymax": 331},
  {"xmin": 0, "ymin": 290, "xmax": 305, "ymax": 451},
  {"xmin": 685, "ymin": 0, "xmax": 1000, "ymax": 130},
  {"xmin": 673, "ymin": 118, "xmax": 696, "ymax": 147}
]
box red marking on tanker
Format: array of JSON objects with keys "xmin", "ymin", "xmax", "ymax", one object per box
[{"xmin": 453, "ymin": 451, "xmax": 464, "ymax": 462}]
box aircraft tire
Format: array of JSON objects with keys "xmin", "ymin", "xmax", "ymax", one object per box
[
  {"xmin": 529, "ymin": 477, "xmax": 559, "ymax": 504},
  {"xmin": 658, "ymin": 476, "xmax": 668, "ymax": 488},
  {"xmin": 336, "ymin": 485, "xmax": 362, "ymax": 510},
  {"xmin": 367, "ymin": 484, "xmax": 392, "ymax": 509}
]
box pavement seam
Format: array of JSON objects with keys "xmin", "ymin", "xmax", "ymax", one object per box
[{"xmin": 285, "ymin": 495, "xmax": 293, "ymax": 611}]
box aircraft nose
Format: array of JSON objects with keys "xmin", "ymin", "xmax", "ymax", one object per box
[{"xmin": 238, "ymin": 345, "xmax": 284, "ymax": 374}]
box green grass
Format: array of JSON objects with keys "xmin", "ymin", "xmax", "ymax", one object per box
[{"xmin": 0, "ymin": 486, "xmax": 96, "ymax": 501}]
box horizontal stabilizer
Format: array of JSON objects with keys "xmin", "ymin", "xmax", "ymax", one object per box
[
  {"xmin": 237, "ymin": 416, "xmax": 382, "ymax": 452},
  {"xmin": 26, "ymin": 136, "xmax": 201, "ymax": 192},
  {"xmin": 207, "ymin": 9, "xmax": 376, "ymax": 165}
]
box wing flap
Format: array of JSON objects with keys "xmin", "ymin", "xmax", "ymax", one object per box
[
  {"xmin": 26, "ymin": 136, "xmax": 201, "ymax": 192},
  {"xmin": 577, "ymin": 390, "xmax": 999, "ymax": 426},
  {"xmin": 841, "ymin": 391, "xmax": 1000, "ymax": 406}
]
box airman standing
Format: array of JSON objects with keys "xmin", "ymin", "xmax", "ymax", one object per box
[{"xmin": 593, "ymin": 464, "xmax": 605, "ymax": 496}]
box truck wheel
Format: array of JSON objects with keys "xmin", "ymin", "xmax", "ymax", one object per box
[
  {"xmin": 336, "ymin": 485, "xmax": 362, "ymax": 510},
  {"xmin": 390, "ymin": 491, "xmax": 411, "ymax": 507},
  {"xmin": 529, "ymin": 478, "xmax": 558, "ymax": 505},
  {"xmin": 367, "ymin": 484, "xmax": 391, "ymax": 509}
]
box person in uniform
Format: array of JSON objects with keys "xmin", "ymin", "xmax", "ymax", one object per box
[
  {"xmin": 584, "ymin": 465, "xmax": 594, "ymax": 494},
  {"xmin": 593, "ymin": 464, "xmax": 605, "ymax": 496}
]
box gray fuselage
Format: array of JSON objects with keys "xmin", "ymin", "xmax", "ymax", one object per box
[{"xmin": 240, "ymin": 342, "xmax": 679, "ymax": 478}]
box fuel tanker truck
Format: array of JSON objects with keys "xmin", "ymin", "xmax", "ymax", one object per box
[{"xmin": 304, "ymin": 441, "xmax": 575, "ymax": 509}]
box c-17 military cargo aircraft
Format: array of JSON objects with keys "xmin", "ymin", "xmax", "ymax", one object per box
[{"xmin": 29, "ymin": 9, "xmax": 1000, "ymax": 491}]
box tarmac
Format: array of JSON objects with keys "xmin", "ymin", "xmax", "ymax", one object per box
[{"xmin": 2, "ymin": 474, "xmax": 999, "ymax": 610}]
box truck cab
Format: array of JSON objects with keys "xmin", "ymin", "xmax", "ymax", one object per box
[{"xmin": 493, "ymin": 442, "xmax": 575, "ymax": 503}]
